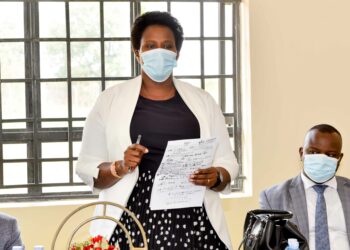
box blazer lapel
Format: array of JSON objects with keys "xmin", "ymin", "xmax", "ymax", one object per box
[
  {"xmin": 289, "ymin": 175, "xmax": 309, "ymax": 241},
  {"xmin": 174, "ymin": 78, "xmax": 207, "ymax": 137},
  {"xmin": 106, "ymin": 76, "xmax": 142, "ymax": 159},
  {"xmin": 336, "ymin": 176, "xmax": 350, "ymax": 242}
]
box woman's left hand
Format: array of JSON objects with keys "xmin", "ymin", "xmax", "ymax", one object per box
[{"xmin": 189, "ymin": 166, "xmax": 218, "ymax": 188}]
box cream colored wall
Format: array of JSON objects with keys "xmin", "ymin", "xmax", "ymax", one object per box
[
  {"xmin": 225, "ymin": 0, "xmax": 350, "ymax": 247},
  {"xmin": 2, "ymin": 0, "xmax": 350, "ymax": 248}
]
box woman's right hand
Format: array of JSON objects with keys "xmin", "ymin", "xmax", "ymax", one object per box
[
  {"xmin": 123, "ymin": 143, "xmax": 149, "ymax": 173},
  {"xmin": 94, "ymin": 143, "xmax": 148, "ymax": 189}
]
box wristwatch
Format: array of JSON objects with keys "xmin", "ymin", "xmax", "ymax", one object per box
[{"xmin": 211, "ymin": 169, "xmax": 224, "ymax": 189}]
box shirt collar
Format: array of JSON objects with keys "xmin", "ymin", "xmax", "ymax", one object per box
[{"xmin": 301, "ymin": 172, "xmax": 337, "ymax": 190}]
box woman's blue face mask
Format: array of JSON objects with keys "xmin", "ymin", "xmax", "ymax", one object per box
[
  {"xmin": 303, "ymin": 154, "xmax": 338, "ymax": 183},
  {"xmin": 140, "ymin": 48, "xmax": 177, "ymax": 83}
]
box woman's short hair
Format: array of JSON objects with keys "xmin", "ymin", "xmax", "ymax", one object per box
[{"xmin": 131, "ymin": 11, "xmax": 184, "ymax": 52}]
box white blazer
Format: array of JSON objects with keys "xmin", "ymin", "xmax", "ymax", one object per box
[{"xmin": 76, "ymin": 75, "xmax": 238, "ymax": 249}]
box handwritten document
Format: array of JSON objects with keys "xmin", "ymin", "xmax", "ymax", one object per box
[{"xmin": 150, "ymin": 138, "xmax": 217, "ymax": 210}]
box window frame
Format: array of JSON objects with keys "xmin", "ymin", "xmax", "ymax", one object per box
[{"xmin": 0, "ymin": 0, "xmax": 244, "ymax": 202}]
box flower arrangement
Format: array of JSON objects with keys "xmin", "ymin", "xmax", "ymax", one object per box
[{"xmin": 70, "ymin": 235, "xmax": 119, "ymax": 250}]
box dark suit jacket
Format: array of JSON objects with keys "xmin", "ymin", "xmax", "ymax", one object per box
[
  {"xmin": 259, "ymin": 175, "xmax": 350, "ymax": 243},
  {"xmin": 0, "ymin": 213, "xmax": 23, "ymax": 250}
]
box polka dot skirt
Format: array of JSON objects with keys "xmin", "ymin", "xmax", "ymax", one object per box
[{"xmin": 109, "ymin": 169, "xmax": 228, "ymax": 250}]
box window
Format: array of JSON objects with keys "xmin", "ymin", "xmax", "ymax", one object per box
[{"xmin": 0, "ymin": 0, "xmax": 243, "ymax": 202}]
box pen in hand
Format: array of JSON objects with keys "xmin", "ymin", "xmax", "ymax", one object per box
[
  {"xmin": 136, "ymin": 134, "xmax": 142, "ymax": 144},
  {"xmin": 128, "ymin": 134, "xmax": 143, "ymax": 173},
  {"xmin": 136, "ymin": 134, "xmax": 149, "ymax": 154}
]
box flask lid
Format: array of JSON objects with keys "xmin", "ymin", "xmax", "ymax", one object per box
[{"xmin": 288, "ymin": 238, "xmax": 299, "ymax": 248}]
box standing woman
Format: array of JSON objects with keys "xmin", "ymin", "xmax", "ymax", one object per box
[{"xmin": 76, "ymin": 11, "xmax": 238, "ymax": 250}]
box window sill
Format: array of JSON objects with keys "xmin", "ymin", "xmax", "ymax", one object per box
[{"xmin": 0, "ymin": 198, "xmax": 98, "ymax": 208}]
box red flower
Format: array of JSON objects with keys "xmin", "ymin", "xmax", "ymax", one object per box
[
  {"xmin": 92, "ymin": 235, "xmax": 103, "ymax": 243},
  {"xmin": 70, "ymin": 235, "xmax": 118, "ymax": 250}
]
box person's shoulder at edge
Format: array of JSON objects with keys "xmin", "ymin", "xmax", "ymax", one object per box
[
  {"xmin": 0, "ymin": 212, "xmax": 22, "ymax": 243},
  {"xmin": 0, "ymin": 212, "xmax": 18, "ymax": 223}
]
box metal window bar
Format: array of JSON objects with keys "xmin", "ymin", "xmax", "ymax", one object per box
[
  {"xmin": 0, "ymin": 58, "xmax": 3, "ymax": 188},
  {"xmin": 231, "ymin": 0, "xmax": 246, "ymax": 191},
  {"xmin": 0, "ymin": 0, "xmax": 243, "ymax": 202}
]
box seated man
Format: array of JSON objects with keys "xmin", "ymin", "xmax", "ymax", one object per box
[
  {"xmin": 0, "ymin": 212, "xmax": 23, "ymax": 249},
  {"xmin": 260, "ymin": 124, "xmax": 350, "ymax": 250}
]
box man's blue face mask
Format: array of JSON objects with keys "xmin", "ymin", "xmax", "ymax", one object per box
[
  {"xmin": 140, "ymin": 48, "xmax": 177, "ymax": 83},
  {"xmin": 303, "ymin": 154, "xmax": 338, "ymax": 183}
]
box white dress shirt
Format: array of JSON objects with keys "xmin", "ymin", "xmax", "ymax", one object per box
[{"xmin": 301, "ymin": 173, "xmax": 350, "ymax": 250}]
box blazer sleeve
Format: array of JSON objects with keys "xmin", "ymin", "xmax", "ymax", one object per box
[
  {"xmin": 75, "ymin": 92, "xmax": 110, "ymax": 193},
  {"xmin": 206, "ymin": 92, "xmax": 239, "ymax": 194}
]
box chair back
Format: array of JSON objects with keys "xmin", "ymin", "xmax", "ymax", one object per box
[{"xmin": 51, "ymin": 201, "xmax": 148, "ymax": 250}]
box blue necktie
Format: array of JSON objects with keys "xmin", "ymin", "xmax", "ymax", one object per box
[{"xmin": 313, "ymin": 185, "xmax": 330, "ymax": 250}]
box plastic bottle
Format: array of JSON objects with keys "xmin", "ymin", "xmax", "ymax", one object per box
[
  {"xmin": 285, "ymin": 238, "xmax": 300, "ymax": 250},
  {"xmin": 12, "ymin": 246, "xmax": 25, "ymax": 250}
]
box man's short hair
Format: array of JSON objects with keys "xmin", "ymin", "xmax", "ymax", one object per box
[{"xmin": 308, "ymin": 124, "xmax": 342, "ymax": 138}]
